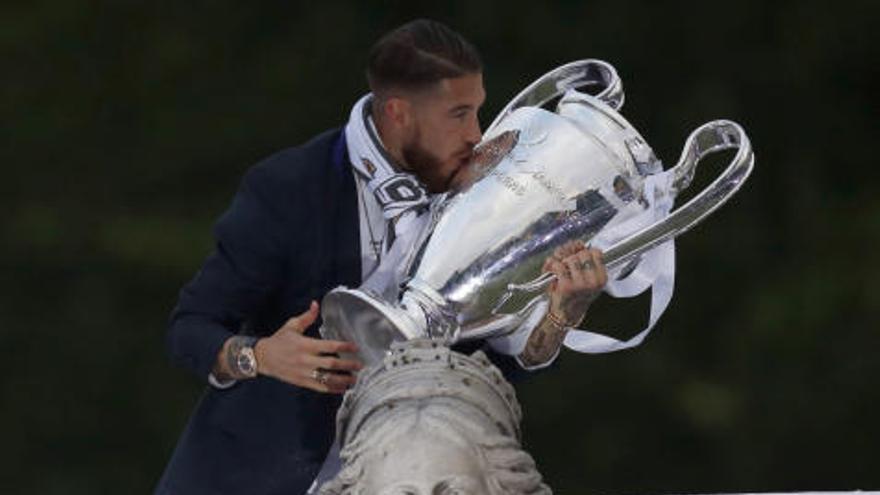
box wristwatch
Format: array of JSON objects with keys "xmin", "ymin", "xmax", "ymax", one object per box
[{"xmin": 228, "ymin": 336, "xmax": 260, "ymax": 379}]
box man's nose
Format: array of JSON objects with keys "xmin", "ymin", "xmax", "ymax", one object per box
[{"xmin": 465, "ymin": 116, "xmax": 482, "ymax": 146}]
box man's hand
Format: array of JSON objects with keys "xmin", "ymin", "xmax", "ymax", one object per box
[
  {"xmin": 543, "ymin": 240, "xmax": 608, "ymax": 327},
  {"xmin": 519, "ymin": 241, "xmax": 608, "ymax": 368},
  {"xmin": 254, "ymin": 301, "xmax": 363, "ymax": 394}
]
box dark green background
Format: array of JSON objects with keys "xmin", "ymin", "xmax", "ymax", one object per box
[{"xmin": 3, "ymin": 1, "xmax": 878, "ymax": 493}]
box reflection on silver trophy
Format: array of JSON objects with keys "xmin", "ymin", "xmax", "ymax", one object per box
[{"xmin": 321, "ymin": 60, "xmax": 755, "ymax": 365}]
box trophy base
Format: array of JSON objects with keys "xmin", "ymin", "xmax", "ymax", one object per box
[{"xmin": 320, "ymin": 288, "xmax": 413, "ymax": 366}]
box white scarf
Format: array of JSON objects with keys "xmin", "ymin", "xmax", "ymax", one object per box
[{"xmin": 344, "ymin": 94, "xmax": 433, "ymax": 298}]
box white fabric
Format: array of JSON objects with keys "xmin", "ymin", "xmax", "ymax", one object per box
[
  {"xmin": 207, "ymin": 371, "xmax": 236, "ymax": 389},
  {"xmin": 354, "ymin": 171, "xmax": 386, "ymax": 279},
  {"xmin": 563, "ymin": 169, "xmax": 677, "ymax": 354},
  {"xmin": 345, "ymin": 94, "xmax": 431, "ymax": 235},
  {"xmin": 345, "ymin": 93, "xmax": 435, "ymax": 299}
]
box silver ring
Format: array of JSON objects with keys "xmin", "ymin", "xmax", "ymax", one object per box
[{"xmin": 311, "ymin": 369, "xmax": 328, "ymax": 385}]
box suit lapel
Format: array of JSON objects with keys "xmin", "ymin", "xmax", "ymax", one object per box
[{"xmin": 329, "ymin": 132, "xmax": 362, "ymax": 289}]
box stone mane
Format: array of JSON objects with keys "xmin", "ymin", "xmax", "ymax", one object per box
[{"xmin": 320, "ymin": 339, "xmax": 551, "ymax": 494}]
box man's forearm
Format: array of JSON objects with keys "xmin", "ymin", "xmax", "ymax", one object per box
[{"xmin": 518, "ymin": 312, "xmax": 571, "ymax": 368}]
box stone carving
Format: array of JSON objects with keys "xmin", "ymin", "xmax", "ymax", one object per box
[{"xmin": 319, "ymin": 339, "xmax": 551, "ymax": 494}]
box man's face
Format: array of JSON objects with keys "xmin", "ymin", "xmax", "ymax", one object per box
[{"xmin": 401, "ymin": 73, "xmax": 485, "ymax": 193}]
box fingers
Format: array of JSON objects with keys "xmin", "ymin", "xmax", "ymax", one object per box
[
  {"xmin": 589, "ymin": 248, "xmax": 608, "ymax": 287},
  {"xmin": 542, "ymin": 257, "xmax": 559, "ymax": 290},
  {"xmin": 564, "ymin": 256, "xmax": 588, "ymax": 287},
  {"xmin": 545, "ymin": 245, "xmax": 608, "ymax": 324},
  {"xmin": 547, "ymin": 246, "xmax": 608, "ymax": 293},
  {"xmin": 286, "ymin": 352, "xmax": 361, "ymax": 395},
  {"xmin": 302, "ymin": 353, "xmax": 363, "ymax": 373},
  {"xmin": 256, "ymin": 308, "xmax": 363, "ymax": 394},
  {"xmin": 302, "ymin": 337, "xmax": 359, "ymax": 356},
  {"xmin": 309, "ymin": 370, "xmax": 358, "ymax": 394},
  {"xmin": 264, "ymin": 341, "xmax": 360, "ymax": 395},
  {"xmin": 569, "ymin": 248, "xmax": 606, "ymax": 290},
  {"xmin": 552, "ymin": 240, "xmax": 586, "ymax": 261},
  {"xmin": 545, "ymin": 258, "xmax": 570, "ymax": 291},
  {"xmin": 282, "ymin": 301, "xmax": 320, "ymax": 335}
]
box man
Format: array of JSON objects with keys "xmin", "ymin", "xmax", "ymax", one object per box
[{"xmin": 156, "ymin": 19, "xmax": 606, "ymax": 495}]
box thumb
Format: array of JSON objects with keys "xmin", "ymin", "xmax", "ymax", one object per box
[{"xmin": 284, "ymin": 301, "xmax": 320, "ymax": 334}]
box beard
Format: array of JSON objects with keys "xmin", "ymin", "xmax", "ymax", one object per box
[
  {"xmin": 401, "ymin": 141, "xmax": 449, "ymax": 193},
  {"xmin": 401, "ymin": 130, "xmax": 472, "ymax": 194}
]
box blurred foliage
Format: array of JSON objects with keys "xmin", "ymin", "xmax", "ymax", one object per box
[{"xmin": 1, "ymin": 0, "xmax": 878, "ymax": 493}]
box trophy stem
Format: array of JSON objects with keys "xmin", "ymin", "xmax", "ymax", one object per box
[
  {"xmin": 401, "ymin": 279, "xmax": 460, "ymax": 341},
  {"xmin": 321, "ymin": 282, "xmax": 460, "ymax": 366}
]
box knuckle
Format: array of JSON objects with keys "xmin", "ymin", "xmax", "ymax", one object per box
[{"xmin": 291, "ymin": 353, "xmax": 307, "ymax": 367}]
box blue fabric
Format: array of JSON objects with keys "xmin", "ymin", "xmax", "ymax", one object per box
[{"xmin": 156, "ymin": 128, "xmax": 529, "ymax": 494}]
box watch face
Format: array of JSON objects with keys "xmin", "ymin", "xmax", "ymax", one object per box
[{"xmin": 236, "ymin": 348, "xmax": 257, "ymax": 377}]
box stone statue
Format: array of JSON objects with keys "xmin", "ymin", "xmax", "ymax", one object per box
[{"xmin": 319, "ymin": 340, "xmax": 551, "ymax": 494}]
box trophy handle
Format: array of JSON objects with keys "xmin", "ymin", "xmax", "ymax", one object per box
[
  {"xmin": 485, "ymin": 59, "xmax": 624, "ymax": 135},
  {"xmin": 492, "ymin": 120, "xmax": 754, "ymax": 312}
]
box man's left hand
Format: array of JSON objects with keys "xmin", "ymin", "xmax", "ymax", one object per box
[{"xmin": 542, "ymin": 240, "xmax": 608, "ymax": 327}]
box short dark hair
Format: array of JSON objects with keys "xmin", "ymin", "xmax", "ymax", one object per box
[{"xmin": 367, "ymin": 19, "xmax": 482, "ymax": 95}]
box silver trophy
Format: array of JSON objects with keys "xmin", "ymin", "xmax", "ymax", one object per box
[{"xmin": 322, "ymin": 60, "xmax": 755, "ymax": 365}]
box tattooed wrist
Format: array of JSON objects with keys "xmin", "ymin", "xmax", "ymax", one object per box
[
  {"xmin": 553, "ymin": 291, "xmax": 598, "ymax": 327},
  {"xmin": 520, "ymin": 313, "xmax": 570, "ymax": 367}
]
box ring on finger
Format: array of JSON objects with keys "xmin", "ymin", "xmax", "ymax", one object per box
[{"xmin": 311, "ymin": 368, "xmax": 329, "ymax": 385}]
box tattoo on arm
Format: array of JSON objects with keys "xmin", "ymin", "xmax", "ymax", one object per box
[{"xmin": 519, "ymin": 315, "xmax": 569, "ymax": 367}]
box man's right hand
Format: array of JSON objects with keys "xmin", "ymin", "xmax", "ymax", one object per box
[{"xmin": 254, "ymin": 301, "xmax": 362, "ymax": 394}]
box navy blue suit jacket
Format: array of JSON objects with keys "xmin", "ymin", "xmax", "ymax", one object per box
[{"xmin": 156, "ymin": 129, "xmax": 525, "ymax": 495}]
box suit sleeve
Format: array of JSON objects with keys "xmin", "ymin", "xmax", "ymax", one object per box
[{"xmin": 166, "ymin": 164, "xmax": 295, "ymax": 381}]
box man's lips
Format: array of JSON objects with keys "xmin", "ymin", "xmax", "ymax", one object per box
[
  {"xmin": 453, "ymin": 153, "xmax": 471, "ymax": 175},
  {"xmin": 447, "ymin": 152, "xmax": 475, "ymax": 189}
]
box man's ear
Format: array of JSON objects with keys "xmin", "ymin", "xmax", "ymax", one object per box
[{"xmin": 382, "ymin": 96, "xmax": 412, "ymax": 128}]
